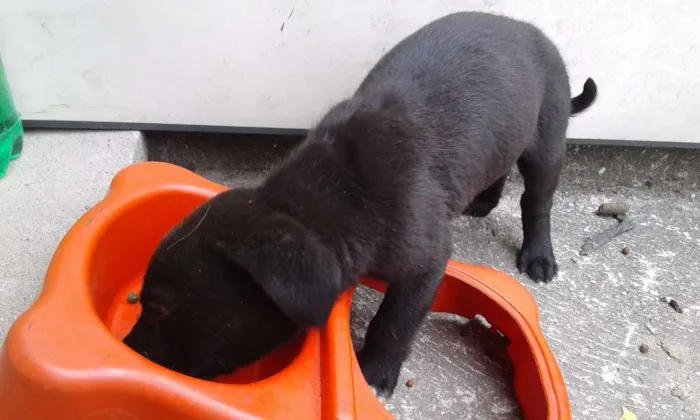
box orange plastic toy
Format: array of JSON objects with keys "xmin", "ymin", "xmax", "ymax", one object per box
[{"xmin": 0, "ymin": 162, "xmax": 570, "ymax": 419}]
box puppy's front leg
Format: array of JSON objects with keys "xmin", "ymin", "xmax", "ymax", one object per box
[{"xmin": 358, "ymin": 264, "xmax": 446, "ymax": 398}]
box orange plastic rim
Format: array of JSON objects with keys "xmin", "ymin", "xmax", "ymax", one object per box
[{"xmin": 0, "ymin": 162, "xmax": 571, "ymax": 419}]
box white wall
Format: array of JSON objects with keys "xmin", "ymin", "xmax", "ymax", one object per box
[{"xmin": 1, "ymin": 0, "xmax": 699, "ymax": 144}]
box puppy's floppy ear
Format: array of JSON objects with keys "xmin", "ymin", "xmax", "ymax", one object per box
[{"xmin": 215, "ymin": 215, "xmax": 342, "ymax": 328}]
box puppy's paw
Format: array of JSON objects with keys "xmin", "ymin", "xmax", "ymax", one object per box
[
  {"xmin": 517, "ymin": 248, "xmax": 558, "ymax": 283},
  {"xmin": 370, "ymin": 386, "xmax": 390, "ymax": 406},
  {"xmin": 359, "ymin": 352, "xmax": 401, "ymax": 399}
]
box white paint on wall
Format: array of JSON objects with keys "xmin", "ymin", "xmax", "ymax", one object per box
[{"xmin": 0, "ymin": 0, "xmax": 698, "ymax": 143}]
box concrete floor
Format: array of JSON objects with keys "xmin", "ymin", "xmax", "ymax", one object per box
[
  {"xmin": 0, "ymin": 130, "xmax": 146, "ymax": 343},
  {"xmin": 2, "ymin": 130, "xmax": 699, "ymax": 419}
]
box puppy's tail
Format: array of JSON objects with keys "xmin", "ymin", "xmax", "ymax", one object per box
[{"xmin": 571, "ymin": 78, "xmax": 597, "ymax": 115}]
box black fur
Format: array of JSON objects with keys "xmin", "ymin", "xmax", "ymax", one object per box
[
  {"xmin": 571, "ymin": 78, "xmax": 598, "ymax": 114},
  {"xmin": 124, "ymin": 12, "xmax": 596, "ymax": 397}
]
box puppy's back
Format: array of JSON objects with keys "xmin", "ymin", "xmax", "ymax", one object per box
[
  {"xmin": 353, "ymin": 12, "xmax": 572, "ymax": 206},
  {"xmin": 358, "ymin": 12, "xmax": 563, "ymax": 104}
]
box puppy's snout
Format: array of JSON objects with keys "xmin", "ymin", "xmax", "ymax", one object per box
[{"xmin": 122, "ymin": 324, "xmax": 148, "ymax": 355}]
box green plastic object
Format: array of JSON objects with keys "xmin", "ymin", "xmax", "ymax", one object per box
[{"xmin": 0, "ymin": 56, "xmax": 23, "ymax": 178}]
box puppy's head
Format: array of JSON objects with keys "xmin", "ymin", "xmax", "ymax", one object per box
[{"xmin": 123, "ymin": 189, "xmax": 342, "ymax": 380}]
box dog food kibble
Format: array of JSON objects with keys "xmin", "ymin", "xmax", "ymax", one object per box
[
  {"xmin": 621, "ymin": 246, "xmax": 631, "ymax": 255},
  {"xmin": 639, "ymin": 343, "xmax": 649, "ymax": 354},
  {"xmin": 126, "ymin": 293, "xmax": 140, "ymax": 304},
  {"xmin": 661, "ymin": 296, "xmax": 684, "ymax": 314},
  {"xmin": 668, "ymin": 299, "xmax": 683, "ymax": 314},
  {"xmin": 406, "ymin": 379, "xmax": 414, "ymax": 388}
]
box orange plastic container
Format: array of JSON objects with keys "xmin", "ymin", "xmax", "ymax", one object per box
[{"xmin": 0, "ymin": 162, "xmax": 571, "ymax": 419}]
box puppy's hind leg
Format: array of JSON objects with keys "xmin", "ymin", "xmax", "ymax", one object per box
[
  {"xmin": 516, "ymin": 108, "xmax": 568, "ymax": 283},
  {"xmin": 463, "ymin": 176, "xmax": 507, "ymax": 218}
]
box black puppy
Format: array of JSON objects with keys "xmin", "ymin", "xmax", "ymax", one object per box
[{"xmin": 124, "ymin": 12, "xmax": 596, "ymax": 397}]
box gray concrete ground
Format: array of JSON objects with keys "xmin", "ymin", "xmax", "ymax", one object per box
[
  {"xmin": 0, "ymin": 130, "xmax": 146, "ymax": 342},
  {"xmin": 1, "ymin": 131, "xmax": 698, "ymax": 419}
]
